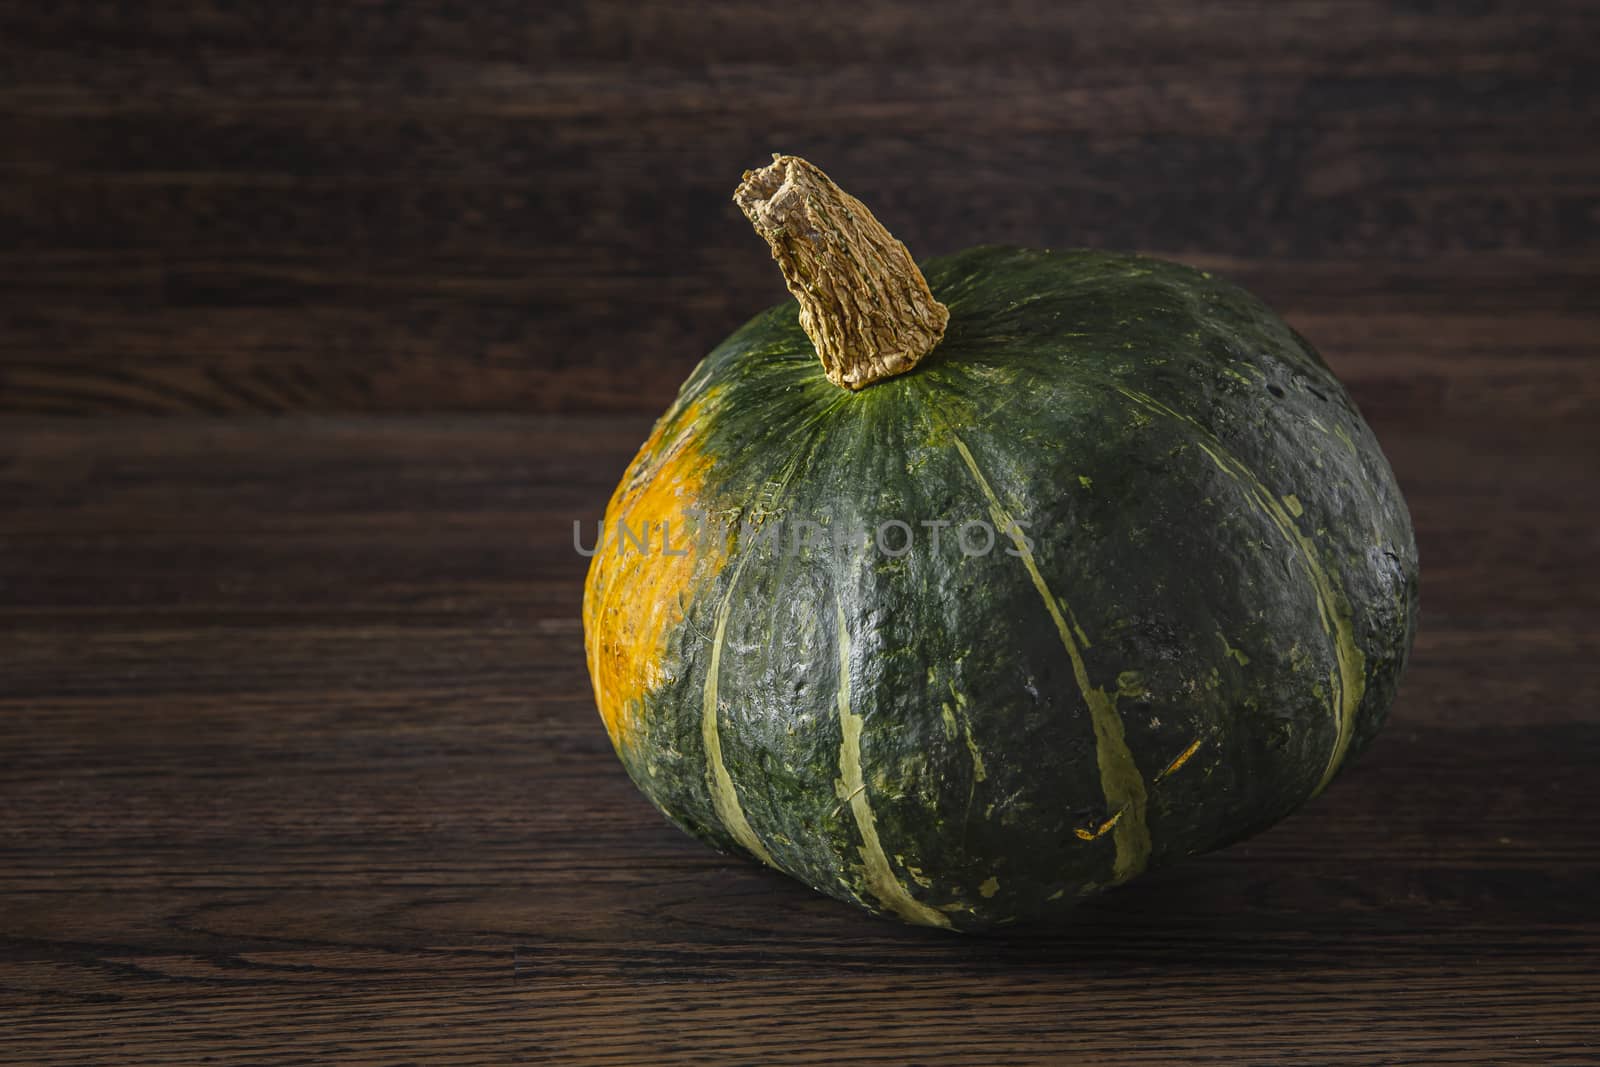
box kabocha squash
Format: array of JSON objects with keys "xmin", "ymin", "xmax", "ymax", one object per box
[{"xmin": 583, "ymin": 155, "xmax": 1418, "ymax": 930}]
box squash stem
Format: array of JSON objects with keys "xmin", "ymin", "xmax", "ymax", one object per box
[{"xmin": 734, "ymin": 155, "xmax": 949, "ymax": 390}]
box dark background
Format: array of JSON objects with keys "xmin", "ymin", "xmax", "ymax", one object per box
[
  {"xmin": 2, "ymin": 1, "xmax": 1595, "ymax": 422},
  {"xmin": 3, "ymin": 2, "xmax": 1598, "ymax": 1063}
]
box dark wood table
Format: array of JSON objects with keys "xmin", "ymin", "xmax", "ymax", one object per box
[
  {"xmin": 4, "ymin": 0, "xmax": 1598, "ymax": 1059},
  {"xmin": 2, "ymin": 408, "xmax": 1595, "ymax": 1063}
]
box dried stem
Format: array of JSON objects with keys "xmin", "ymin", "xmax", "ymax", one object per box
[{"xmin": 734, "ymin": 155, "xmax": 948, "ymax": 390}]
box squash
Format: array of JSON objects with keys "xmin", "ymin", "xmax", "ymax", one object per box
[{"xmin": 583, "ymin": 155, "xmax": 1418, "ymax": 930}]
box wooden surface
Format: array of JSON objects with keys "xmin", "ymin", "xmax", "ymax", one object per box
[
  {"xmin": 2, "ymin": 407, "xmax": 1597, "ymax": 1063},
  {"xmin": 4, "ymin": 0, "xmax": 1599, "ymax": 1061},
  {"xmin": 1, "ymin": 0, "xmax": 1597, "ymax": 416}
]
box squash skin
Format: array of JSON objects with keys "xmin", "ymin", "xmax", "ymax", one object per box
[{"xmin": 584, "ymin": 246, "xmax": 1418, "ymax": 931}]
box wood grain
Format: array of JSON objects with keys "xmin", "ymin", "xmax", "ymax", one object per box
[
  {"xmin": 1, "ymin": 0, "xmax": 1596, "ymax": 414},
  {"xmin": 2, "ymin": 408, "xmax": 1597, "ymax": 1063},
  {"xmin": 2, "ymin": 1, "xmax": 1597, "ymax": 1060}
]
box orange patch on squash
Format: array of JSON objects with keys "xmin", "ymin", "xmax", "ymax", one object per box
[{"xmin": 582, "ymin": 393, "xmax": 726, "ymax": 750}]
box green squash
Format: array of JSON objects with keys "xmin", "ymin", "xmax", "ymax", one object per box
[{"xmin": 584, "ymin": 155, "xmax": 1418, "ymax": 930}]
